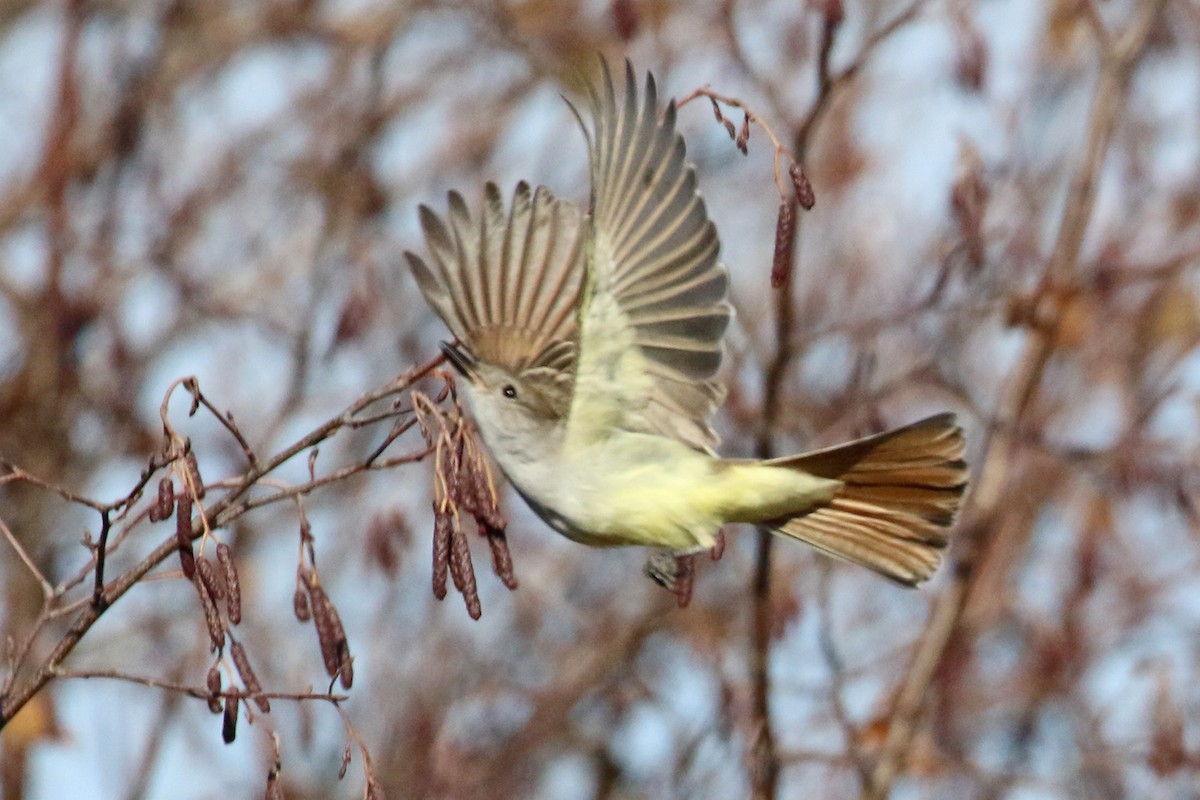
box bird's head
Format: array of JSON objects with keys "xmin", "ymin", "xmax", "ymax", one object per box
[{"xmin": 440, "ymin": 341, "xmax": 570, "ymax": 446}]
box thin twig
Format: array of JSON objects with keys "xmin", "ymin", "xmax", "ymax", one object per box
[
  {"xmin": 815, "ymin": 565, "xmax": 871, "ymax": 787},
  {"xmin": 335, "ymin": 702, "xmax": 383, "ymax": 793},
  {"xmin": 184, "ymin": 377, "xmax": 260, "ymax": 467},
  {"xmin": 49, "ymin": 667, "xmax": 348, "ymax": 704},
  {"xmin": 0, "ymin": 515, "xmax": 53, "ymax": 599},
  {"xmin": 0, "ymin": 354, "xmax": 443, "ymax": 730},
  {"xmin": 795, "ymin": 0, "xmax": 927, "ymax": 157},
  {"xmin": 677, "ymin": 87, "xmax": 797, "ymax": 200},
  {"xmin": 214, "ymin": 442, "xmax": 433, "ymax": 521},
  {"xmin": 91, "ymin": 510, "xmax": 112, "ymax": 609}
]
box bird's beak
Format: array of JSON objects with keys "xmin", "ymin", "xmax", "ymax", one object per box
[{"xmin": 439, "ymin": 341, "xmax": 477, "ymax": 379}]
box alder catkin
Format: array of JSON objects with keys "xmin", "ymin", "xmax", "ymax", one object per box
[
  {"xmin": 194, "ymin": 572, "xmax": 225, "ymax": 652},
  {"xmin": 217, "ymin": 543, "xmax": 241, "ymax": 625},
  {"xmin": 176, "ymin": 494, "xmax": 195, "ymax": 579},
  {"xmin": 338, "ymin": 647, "xmax": 354, "ymax": 690},
  {"xmin": 454, "ymin": 454, "xmax": 481, "ymax": 517},
  {"xmin": 308, "ymin": 584, "xmax": 340, "ymax": 677},
  {"xmin": 184, "ymin": 449, "xmax": 205, "ymax": 499},
  {"xmin": 448, "ymin": 522, "xmax": 481, "ymax": 619},
  {"xmin": 231, "ymin": 640, "xmax": 269, "ymax": 713},
  {"xmin": 771, "ymin": 200, "xmax": 797, "ymax": 289},
  {"xmin": 484, "ymin": 525, "xmax": 518, "ymax": 590},
  {"xmin": 206, "ymin": 665, "xmax": 223, "ymax": 714},
  {"xmin": 196, "ymin": 556, "xmax": 224, "ymax": 601},
  {"xmin": 151, "ymin": 476, "xmax": 174, "ymax": 522},
  {"xmin": 673, "ymin": 554, "xmax": 695, "ymax": 609},
  {"xmin": 432, "ymin": 507, "xmax": 451, "ymax": 600},
  {"xmin": 789, "ymin": 162, "xmax": 815, "ymax": 210},
  {"xmin": 306, "ymin": 581, "xmax": 351, "ymax": 684},
  {"xmin": 293, "ymin": 583, "xmax": 311, "ymax": 622},
  {"xmin": 468, "ymin": 460, "xmax": 504, "ymax": 529},
  {"xmin": 222, "ymin": 693, "xmax": 239, "ymax": 744}
]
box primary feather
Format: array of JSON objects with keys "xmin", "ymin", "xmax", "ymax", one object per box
[
  {"xmin": 568, "ymin": 60, "xmax": 731, "ymax": 451},
  {"xmin": 405, "ymin": 181, "xmax": 585, "ymax": 415}
]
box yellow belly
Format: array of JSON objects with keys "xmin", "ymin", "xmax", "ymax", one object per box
[{"xmin": 545, "ymin": 432, "xmax": 841, "ymax": 550}]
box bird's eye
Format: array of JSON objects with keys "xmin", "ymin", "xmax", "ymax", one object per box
[{"xmin": 502, "ymin": 385, "xmax": 517, "ymax": 399}]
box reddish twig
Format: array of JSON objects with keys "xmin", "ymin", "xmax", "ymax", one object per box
[
  {"xmin": 48, "ymin": 666, "xmax": 348, "ymax": 705},
  {"xmin": 0, "ymin": 354, "xmax": 444, "ymax": 732},
  {"xmin": 0, "ymin": 515, "xmax": 52, "ymax": 601}
]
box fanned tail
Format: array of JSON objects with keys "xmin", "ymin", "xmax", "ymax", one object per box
[{"xmin": 767, "ymin": 413, "xmax": 968, "ymax": 586}]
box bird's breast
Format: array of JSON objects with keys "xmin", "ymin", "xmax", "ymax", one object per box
[{"xmin": 503, "ymin": 432, "xmax": 723, "ymax": 549}]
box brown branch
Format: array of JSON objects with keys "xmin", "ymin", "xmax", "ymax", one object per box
[
  {"xmin": 795, "ymin": 0, "xmax": 927, "ymax": 159},
  {"xmin": 816, "ymin": 565, "xmax": 871, "ymax": 786},
  {"xmin": 39, "ymin": 0, "xmax": 84, "ymax": 343},
  {"xmin": 0, "ymin": 465, "xmax": 115, "ymax": 512},
  {"xmin": 90, "ymin": 510, "xmax": 112, "ymax": 610},
  {"xmin": 1, "ymin": 451, "xmax": 174, "ymax": 522},
  {"xmin": 0, "ymin": 514, "xmax": 52, "ymax": 600},
  {"xmin": 746, "ymin": 525, "xmax": 778, "ymax": 800},
  {"xmin": 182, "ymin": 377, "xmax": 260, "ymax": 468},
  {"xmin": 0, "ymin": 354, "xmax": 443, "ymax": 731},
  {"xmin": 677, "ymin": 88, "xmax": 799, "ymax": 201},
  {"xmin": 861, "ymin": 2, "xmax": 1169, "ymax": 797},
  {"xmin": 49, "ymin": 667, "xmax": 348, "ymax": 704},
  {"xmin": 335, "ymin": 701, "xmax": 384, "ymax": 796},
  {"xmin": 213, "ymin": 439, "xmax": 432, "ymax": 521}
]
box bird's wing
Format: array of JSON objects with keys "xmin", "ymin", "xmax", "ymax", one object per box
[
  {"xmin": 405, "ymin": 181, "xmax": 586, "ymax": 415},
  {"xmin": 567, "ymin": 60, "xmax": 731, "ymax": 451}
]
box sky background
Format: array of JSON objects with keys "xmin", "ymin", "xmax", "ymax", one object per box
[{"xmin": 1, "ymin": 0, "xmax": 1199, "ymax": 798}]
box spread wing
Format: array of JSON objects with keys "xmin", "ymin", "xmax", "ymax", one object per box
[
  {"xmin": 405, "ymin": 181, "xmax": 586, "ymax": 415},
  {"xmin": 567, "ymin": 60, "xmax": 731, "ymax": 451}
]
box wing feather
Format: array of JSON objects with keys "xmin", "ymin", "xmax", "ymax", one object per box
[
  {"xmin": 406, "ymin": 181, "xmax": 586, "ymax": 410},
  {"xmin": 569, "ymin": 59, "xmax": 731, "ymax": 451}
]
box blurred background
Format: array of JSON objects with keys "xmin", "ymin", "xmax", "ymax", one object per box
[{"xmin": 1, "ymin": 0, "xmax": 1198, "ymax": 798}]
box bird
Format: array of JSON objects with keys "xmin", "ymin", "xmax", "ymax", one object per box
[{"xmin": 405, "ymin": 60, "xmax": 967, "ymax": 586}]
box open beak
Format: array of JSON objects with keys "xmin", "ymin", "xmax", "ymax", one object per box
[{"xmin": 439, "ymin": 341, "xmax": 477, "ymax": 379}]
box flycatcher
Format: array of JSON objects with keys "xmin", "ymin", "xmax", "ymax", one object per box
[{"xmin": 406, "ymin": 61, "xmax": 967, "ymax": 585}]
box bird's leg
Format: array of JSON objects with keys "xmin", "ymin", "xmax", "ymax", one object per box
[
  {"xmin": 644, "ymin": 543, "xmax": 716, "ymax": 608},
  {"xmin": 644, "ymin": 550, "xmax": 684, "ymax": 589}
]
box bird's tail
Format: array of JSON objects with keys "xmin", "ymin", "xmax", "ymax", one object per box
[{"xmin": 765, "ymin": 413, "xmax": 968, "ymax": 586}]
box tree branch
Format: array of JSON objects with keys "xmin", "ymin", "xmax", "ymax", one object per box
[{"xmin": 0, "ymin": 354, "xmax": 443, "ymax": 731}]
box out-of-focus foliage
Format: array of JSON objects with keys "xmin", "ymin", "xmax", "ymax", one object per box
[{"xmin": 1, "ymin": 1, "xmax": 1198, "ymax": 798}]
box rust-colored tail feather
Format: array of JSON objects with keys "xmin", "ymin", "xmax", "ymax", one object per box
[{"xmin": 767, "ymin": 413, "xmax": 968, "ymax": 586}]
